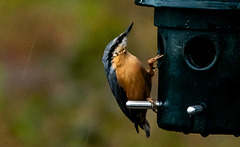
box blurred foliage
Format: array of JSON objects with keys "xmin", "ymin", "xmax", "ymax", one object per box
[{"xmin": 0, "ymin": 0, "xmax": 240, "ymax": 146}]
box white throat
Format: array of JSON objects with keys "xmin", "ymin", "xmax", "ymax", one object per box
[{"xmin": 120, "ymin": 37, "xmax": 127, "ymax": 48}]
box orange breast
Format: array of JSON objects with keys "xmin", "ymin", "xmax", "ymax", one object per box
[{"xmin": 113, "ymin": 52, "xmax": 152, "ymax": 101}]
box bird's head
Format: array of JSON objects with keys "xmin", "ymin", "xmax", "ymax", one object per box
[
  {"xmin": 103, "ymin": 23, "xmax": 133, "ymax": 60},
  {"xmin": 112, "ymin": 22, "xmax": 133, "ymax": 50},
  {"xmin": 102, "ymin": 23, "xmax": 133, "ymax": 70}
]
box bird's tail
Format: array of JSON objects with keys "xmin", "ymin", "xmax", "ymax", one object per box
[
  {"xmin": 134, "ymin": 119, "xmax": 150, "ymax": 138},
  {"xmin": 134, "ymin": 123, "xmax": 140, "ymax": 134},
  {"xmin": 143, "ymin": 119, "xmax": 150, "ymax": 138}
]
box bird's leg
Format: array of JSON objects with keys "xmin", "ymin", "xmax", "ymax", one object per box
[
  {"xmin": 146, "ymin": 97, "xmax": 158, "ymax": 113},
  {"xmin": 148, "ymin": 54, "xmax": 164, "ymax": 76}
]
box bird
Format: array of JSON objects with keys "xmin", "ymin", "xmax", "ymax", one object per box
[{"xmin": 102, "ymin": 23, "xmax": 163, "ymax": 138}]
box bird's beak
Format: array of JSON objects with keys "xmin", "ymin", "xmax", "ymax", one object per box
[{"xmin": 125, "ymin": 22, "xmax": 133, "ymax": 36}]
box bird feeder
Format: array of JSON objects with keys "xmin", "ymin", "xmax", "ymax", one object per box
[{"xmin": 133, "ymin": 0, "xmax": 240, "ymax": 137}]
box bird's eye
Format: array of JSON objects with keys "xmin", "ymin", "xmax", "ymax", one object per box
[
  {"xmin": 116, "ymin": 39, "xmax": 120, "ymax": 44},
  {"xmin": 113, "ymin": 38, "xmax": 119, "ymax": 45}
]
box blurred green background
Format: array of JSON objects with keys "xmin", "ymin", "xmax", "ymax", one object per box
[{"xmin": 0, "ymin": 0, "xmax": 240, "ymax": 146}]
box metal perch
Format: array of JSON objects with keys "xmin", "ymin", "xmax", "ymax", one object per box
[{"xmin": 126, "ymin": 101, "xmax": 162, "ymax": 109}]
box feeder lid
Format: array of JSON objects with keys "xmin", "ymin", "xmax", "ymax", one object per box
[{"xmin": 135, "ymin": 0, "xmax": 240, "ymax": 10}]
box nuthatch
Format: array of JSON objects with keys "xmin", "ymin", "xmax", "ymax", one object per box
[{"xmin": 102, "ymin": 23, "xmax": 163, "ymax": 138}]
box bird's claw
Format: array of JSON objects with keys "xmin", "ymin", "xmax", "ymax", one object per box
[
  {"xmin": 148, "ymin": 54, "xmax": 163, "ymax": 63},
  {"xmin": 148, "ymin": 54, "xmax": 164, "ymax": 68},
  {"xmin": 154, "ymin": 54, "xmax": 164, "ymax": 60},
  {"xmin": 147, "ymin": 97, "xmax": 158, "ymax": 113}
]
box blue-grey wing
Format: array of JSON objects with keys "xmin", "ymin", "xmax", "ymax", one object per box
[
  {"xmin": 106, "ymin": 67, "xmax": 135, "ymax": 122},
  {"xmin": 102, "ymin": 40, "xmax": 138, "ymax": 124}
]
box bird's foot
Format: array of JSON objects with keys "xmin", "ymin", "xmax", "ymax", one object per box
[
  {"xmin": 148, "ymin": 54, "xmax": 164, "ymax": 69},
  {"xmin": 147, "ymin": 54, "xmax": 164, "ymax": 76},
  {"xmin": 147, "ymin": 97, "xmax": 158, "ymax": 113}
]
